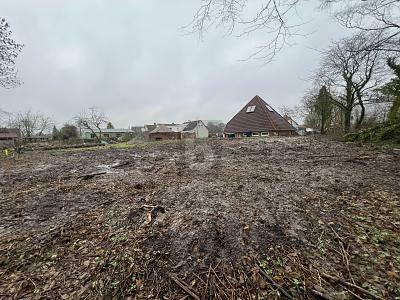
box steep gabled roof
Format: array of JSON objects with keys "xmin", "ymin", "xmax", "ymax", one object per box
[
  {"xmin": 224, "ymin": 95, "xmax": 296, "ymax": 133},
  {"xmin": 183, "ymin": 120, "xmax": 208, "ymax": 132},
  {"xmin": 183, "ymin": 121, "xmax": 198, "ymax": 131}
]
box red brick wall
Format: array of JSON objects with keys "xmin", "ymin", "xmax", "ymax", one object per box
[{"xmin": 149, "ymin": 132, "xmax": 181, "ymax": 141}]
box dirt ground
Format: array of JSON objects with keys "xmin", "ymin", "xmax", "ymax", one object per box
[{"xmin": 0, "ymin": 137, "xmax": 399, "ymax": 299}]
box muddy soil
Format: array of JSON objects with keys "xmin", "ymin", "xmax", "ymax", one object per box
[{"xmin": 0, "ymin": 137, "xmax": 399, "ymax": 299}]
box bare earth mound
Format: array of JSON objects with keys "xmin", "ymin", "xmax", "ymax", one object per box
[{"xmin": 0, "ymin": 137, "xmax": 399, "ymax": 299}]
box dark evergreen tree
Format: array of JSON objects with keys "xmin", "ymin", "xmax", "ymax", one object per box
[
  {"xmin": 383, "ymin": 58, "xmax": 400, "ymax": 123},
  {"xmin": 60, "ymin": 124, "xmax": 78, "ymax": 140},
  {"xmin": 106, "ymin": 122, "xmax": 114, "ymax": 129},
  {"xmin": 52, "ymin": 125, "xmax": 59, "ymax": 140},
  {"xmin": 315, "ymin": 86, "xmax": 334, "ymax": 134}
]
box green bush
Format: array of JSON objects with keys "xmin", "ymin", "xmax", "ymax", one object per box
[{"xmin": 344, "ymin": 122, "xmax": 400, "ymax": 144}]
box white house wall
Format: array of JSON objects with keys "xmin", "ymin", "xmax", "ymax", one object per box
[{"xmin": 193, "ymin": 122, "xmax": 209, "ymax": 138}]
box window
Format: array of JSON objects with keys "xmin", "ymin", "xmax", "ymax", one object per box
[
  {"xmin": 266, "ymin": 105, "xmax": 274, "ymax": 112},
  {"xmin": 252, "ymin": 132, "xmax": 260, "ymax": 137},
  {"xmin": 261, "ymin": 132, "xmax": 269, "ymax": 136},
  {"xmin": 246, "ymin": 105, "xmax": 256, "ymax": 113}
]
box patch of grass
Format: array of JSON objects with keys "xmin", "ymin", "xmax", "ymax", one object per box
[
  {"xmin": 51, "ymin": 139, "xmax": 186, "ymax": 154},
  {"xmin": 52, "ymin": 142, "xmax": 140, "ymax": 153}
]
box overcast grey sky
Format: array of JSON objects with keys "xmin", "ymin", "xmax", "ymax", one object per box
[{"xmin": 0, "ymin": 1, "xmax": 349, "ymax": 127}]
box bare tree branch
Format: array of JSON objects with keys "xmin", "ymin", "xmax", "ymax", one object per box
[
  {"xmin": 320, "ymin": 0, "xmax": 400, "ymax": 53},
  {"xmin": 187, "ymin": 0, "xmax": 304, "ymax": 62},
  {"xmin": 75, "ymin": 107, "xmax": 108, "ymax": 142},
  {"xmin": 0, "ymin": 18, "xmax": 23, "ymax": 89},
  {"xmin": 313, "ymin": 33, "xmax": 385, "ymax": 131},
  {"xmin": 9, "ymin": 110, "xmax": 53, "ymax": 137},
  {"xmin": 189, "ymin": 0, "xmax": 400, "ymax": 61}
]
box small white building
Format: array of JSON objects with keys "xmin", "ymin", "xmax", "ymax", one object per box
[{"xmin": 181, "ymin": 120, "xmax": 209, "ymax": 138}]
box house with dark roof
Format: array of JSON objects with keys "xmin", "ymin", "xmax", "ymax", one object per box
[
  {"xmin": 224, "ymin": 95, "xmax": 297, "ymax": 137},
  {"xmin": 0, "ymin": 128, "xmax": 21, "ymax": 148}
]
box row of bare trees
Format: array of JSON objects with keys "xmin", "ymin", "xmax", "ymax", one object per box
[
  {"xmin": 11, "ymin": 110, "xmax": 53, "ymax": 137},
  {"xmin": 0, "ymin": 109, "xmax": 53, "ymax": 137},
  {"xmin": 1, "ymin": 17, "xmax": 109, "ymax": 142},
  {"xmin": 0, "ymin": 107, "xmax": 110, "ymax": 142}
]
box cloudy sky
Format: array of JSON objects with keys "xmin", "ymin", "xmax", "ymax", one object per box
[{"xmin": 0, "ymin": 1, "xmax": 349, "ymax": 128}]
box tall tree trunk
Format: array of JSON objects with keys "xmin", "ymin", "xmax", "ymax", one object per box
[
  {"xmin": 320, "ymin": 115, "xmax": 326, "ymax": 134},
  {"xmin": 343, "ymin": 109, "xmax": 352, "ymax": 133},
  {"xmin": 87, "ymin": 127, "xmax": 101, "ymax": 143},
  {"xmin": 344, "ymin": 80, "xmax": 354, "ymax": 133},
  {"xmin": 355, "ymin": 89, "xmax": 365, "ymax": 128},
  {"xmin": 95, "ymin": 125, "xmax": 102, "ymax": 142},
  {"xmin": 356, "ymin": 101, "xmax": 365, "ymax": 128},
  {"xmin": 388, "ymin": 96, "xmax": 400, "ymax": 123}
]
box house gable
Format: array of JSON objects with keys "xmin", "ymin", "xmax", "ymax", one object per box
[
  {"xmin": 224, "ymin": 95, "xmax": 296, "ymax": 134},
  {"xmin": 182, "ymin": 120, "xmax": 209, "ymax": 138}
]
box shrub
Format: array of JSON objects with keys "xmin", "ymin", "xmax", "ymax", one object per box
[{"xmin": 344, "ymin": 122, "xmax": 400, "ymax": 144}]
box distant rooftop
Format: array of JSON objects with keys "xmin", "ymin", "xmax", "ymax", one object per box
[
  {"xmin": 0, "ymin": 128, "xmax": 20, "ymax": 139},
  {"xmin": 150, "ymin": 125, "xmax": 173, "ymax": 133}
]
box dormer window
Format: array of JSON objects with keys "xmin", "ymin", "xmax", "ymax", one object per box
[
  {"xmin": 266, "ymin": 105, "xmax": 274, "ymax": 112},
  {"xmin": 246, "ymin": 105, "xmax": 256, "ymax": 113}
]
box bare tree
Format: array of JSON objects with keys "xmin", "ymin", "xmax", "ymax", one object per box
[
  {"xmin": 315, "ymin": 33, "xmax": 384, "ymax": 132},
  {"xmin": 321, "ymin": 0, "xmax": 400, "ymax": 53},
  {"xmin": 0, "ymin": 18, "xmax": 23, "ymax": 89},
  {"xmin": 188, "ymin": 0, "xmax": 303, "ymax": 61},
  {"xmin": 75, "ymin": 107, "xmax": 108, "ymax": 142},
  {"xmin": 10, "ymin": 110, "xmax": 53, "ymax": 137},
  {"xmin": 190, "ymin": 0, "xmax": 400, "ymax": 61},
  {"xmin": 278, "ymin": 104, "xmax": 303, "ymax": 121},
  {"xmin": 279, "ymin": 105, "xmax": 295, "ymax": 117}
]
